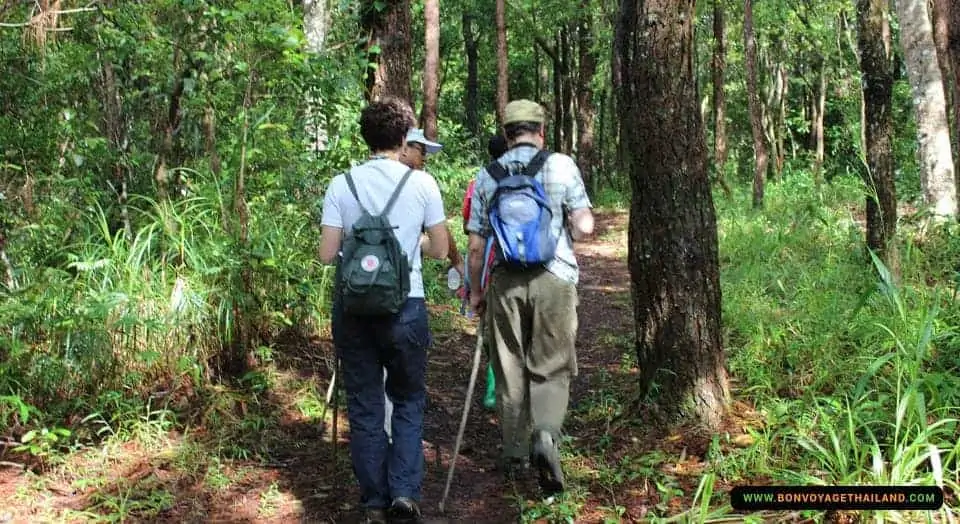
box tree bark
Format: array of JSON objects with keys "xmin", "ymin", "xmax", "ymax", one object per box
[
  {"xmin": 945, "ymin": 3, "xmax": 960, "ymax": 177},
  {"xmin": 462, "ymin": 10, "xmax": 479, "ymax": 137},
  {"xmin": 931, "ymin": 0, "xmax": 955, "ymax": 168},
  {"xmin": 561, "ymin": 25, "xmax": 575, "ymax": 154},
  {"xmin": 553, "ymin": 30, "xmax": 563, "ymax": 151},
  {"xmin": 304, "ymin": 0, "xmax": 331, "ymax": 152},
  {"xmin": 744, "ymin": 0, "xmax": 768, "ymax": 208},
  {"xmin": 895, "ymin": 0, "xmax": 956, "ymax": 219},
  {"xmin": 856, "ymin": 0, "xmax": 898, "ymax": 275},
  {"xmin": 614, "ymin": 0, "xmax": 729, "ymax": 431},
  {"xmin": 98, "ymin": 58, "xmax": 133, "ymax": 241},
  {"xmin": 711, "ymin": 0, "xmax": 731, "ymax": 197},
  {"xmin": 950, "ymin": 1, "xmax": 960, "ymax": 179},
  {"xmin": 495, "ymin": 0, "xmax": 508, "ymax": 124},
  {"xmin": 576, "ymin": 0, "xmax": 598, "ymax": 194},
  {"xmin": 813, "ymin": 64, "xmax": 826, "ymax": 180},
  {"xmin": 363, "ymin": 0, "xmax": 413, "ymax": 105},
  {"xmin": 420, "ymin": 0, "xmax": 439, "ymax": 139}
]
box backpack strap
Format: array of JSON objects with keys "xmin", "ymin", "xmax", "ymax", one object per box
[
  {"xmin": 344, "ymin": 170, "xmax": 369, "ymax": 215},
  {"xmin": 523, "ymin": 150, "xmax": 552, "ymax": 177},
  {"xmin": 486, "ymin": 150, "xmax": 552, "ymax": 183},
  {"xmin": 486, "ymin": 161, "xmax": 509, "ymax": 182},
  {"xmin": 380, "ymin": 168, "xmax": 415, "ymax": 218},
  {"xmin": 344, "ymin": 167, "xmax": 414, "ymax": 218}
]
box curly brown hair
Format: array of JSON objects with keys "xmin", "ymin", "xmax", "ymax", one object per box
[{"xmin": 359, "ymin": 97, "xmax": 416, "ymax": 152}]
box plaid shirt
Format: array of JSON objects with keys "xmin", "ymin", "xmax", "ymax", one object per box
[{"xmin": 466, "ymin": 144, "xmax": 592, "ymax": 285}]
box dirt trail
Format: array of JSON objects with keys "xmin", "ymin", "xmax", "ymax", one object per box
[
  {"xmin": 0, "ymin": 212, "xmax": 636, "ymax": 524},
  {"xmin": 303, "ymin": 211, "xmax": 634, "ymax": 523}
]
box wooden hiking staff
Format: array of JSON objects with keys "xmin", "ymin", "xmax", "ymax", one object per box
[{"xmin": 438, "ymin": 327, "xmax": 485, "ymax": 514}]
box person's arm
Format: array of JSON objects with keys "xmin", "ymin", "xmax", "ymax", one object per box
[
  {"xmin": 319, "ymin": 226, "xmax": 343, "ymax": 264},
  {"xmin": 562, "ymin": 158, "xmax": 595, "ymax": 241},
  {"xmin": 421, "ymin": 223, "xmax": 450, "ymax": 259},
  {"xmin": 447, "ymin": 231, "xmax": 463, "ymax": 269},
  {"xmin": 569, "ymin": 208, "xmax": 594, "ymax": 241},
  {"xmin": 465, "ymin": 171, "xmax": 488, "ymax": 300},
  {"xmin": 420, "ymin": 174, "xmax": 449, "ymax": 260},
  {"xmin": 318, "ymin": 177, "xmax": 344, "ymax": 264},
  {"xmin": 468, "ymin": 233, "xmax": 485, "ymax": 299}
]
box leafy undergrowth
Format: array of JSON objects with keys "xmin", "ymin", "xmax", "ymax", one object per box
[{"xmin": 4, "ymin": 174, "xmax": 960, "ymax": 522}]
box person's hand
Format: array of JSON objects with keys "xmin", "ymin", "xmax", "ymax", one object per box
[
  {"xmin": 454, "ymin": 262, "xmax": 465, "ymax": 278},
  {"xmin": 469, "ymin": 292, "xmax": 486, "ymax": 316}
]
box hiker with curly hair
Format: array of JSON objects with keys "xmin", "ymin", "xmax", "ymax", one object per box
[{"xmin": 318, "ymin": 97, "xmax": 449, "ymax": 524}]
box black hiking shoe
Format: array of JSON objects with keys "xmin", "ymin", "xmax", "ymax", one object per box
[
  {"xmin": 388, "ymin": 497, "xmax": 423, "ymax": 523},
  {"xmin": 362, "ymin": 508, "xmax": 388, "ymax": 524},
  {"xmin": 530, "ymin": 430, "xmax": 565, "ymax": 496}
]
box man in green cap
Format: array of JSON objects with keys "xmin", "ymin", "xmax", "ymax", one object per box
[{"xmin": 465, "ymin": 99, "xmax": 594, "ymax": 495}]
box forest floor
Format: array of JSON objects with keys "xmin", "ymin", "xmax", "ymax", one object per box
[{"xmin": 0, "ymin": 211, "xmax": 770, "ymax": 523}]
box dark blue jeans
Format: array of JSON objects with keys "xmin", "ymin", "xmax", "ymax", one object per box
[{"xmin": 331, "ymin": 297, "xmax": 431, "ymax": 510}]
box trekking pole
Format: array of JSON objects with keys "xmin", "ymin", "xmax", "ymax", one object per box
[
  {"xmin": 331, "ymin": 357, "xmax": 341, "ymax": 460},
  {"xmin": 438, "ymin": 328, "xmax": 484, "ymax": 514},
  {"xmin": 320, "ymin": 366, "xmax": 337, "ymax": 426}
]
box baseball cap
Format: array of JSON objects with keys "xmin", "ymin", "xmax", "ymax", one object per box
[
  {"xmin": 405, "ymin": 128, "xmax": 443, "ymax": 155},
  {"xmin": 503, "ymin": 99, "xmax": 546, "ymax": 125}
]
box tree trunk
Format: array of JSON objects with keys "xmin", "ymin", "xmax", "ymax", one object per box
[
  {"xmin": 857, "ymin": 0, "xmax": 898, "ymax": 275},
  {"xmin": 495, "ymin": 0, "xmax": 508, "ymax": 124},
  {"xmin": 614, "ymin": 0, "xmax": 730, "ymax": 431},
  {"xmin": 576, "ymin": 0, "xmax": 598, "ymax": 195},
  {"xmin": 553, "ymin": 30, "xmax": 563, "ymax": 151},
  {"xmin": 98, "ymin": 59, "xmax": 133, "ymax": 241},
  {"xmin": 711, "ymin": 0, "xmax": 731, "ymax": 197},
  {"xmin": 561, "ymin": 25, "xmax": 575, "ymax": 154},
  {"xmin": 0, "ymin": 226, "xmax": 15, "ymax": 290},
  {"xmin": 363, "ymin": 0, "xmax": 413, "ymax": 105},
  {"xmin": 895, "ymin": 0, "xmax": 956, "ymax": 219},
  {"xmin": 462, "ymin": 11, "xmax": 479, "ymax": 137},
  {"xmin": 950, "ymin": 1, "xmax": 960, "ymax": 179},
  {"xmin": 304, "ymin": 0, "xmax": 331, "ymax": 151},
  {"xmin": 931, "ymin": 0, "xmax": 955, "ymax": 170},
  {"xmin": 813, "ymin": 64, "xmax": 826, "ymax": 180},
  {"xmin": 744, "ymin": 0, "xmax": 768, "ymax": 208},
  {"xmin": 235, "ymin": 70, "xmax": 256, "ymax": 372},
  {"xmin": 420, "ymin": 0, "xmax": 439, "ymax": 139}
]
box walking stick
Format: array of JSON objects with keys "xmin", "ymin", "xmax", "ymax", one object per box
[
  {"xmin": 320, "ymin": 366, "xmax": 337, "ymax": 425},
  {"xmin": 332, "ymin": 357, "xmax": 341, "ymax": 460},
  {"xmin": 438, "ymin": 328, "xmax": 485, "ymax": 514}
]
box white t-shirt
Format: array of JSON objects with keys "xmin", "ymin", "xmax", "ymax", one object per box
[{"xmin": 320, "ymin": 158, "xmax": 446, "ymax": 298}]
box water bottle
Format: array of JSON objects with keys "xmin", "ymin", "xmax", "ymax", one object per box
[{"xmin": 447, "ymin": 266, "xmax": 461, "ymax": 292}]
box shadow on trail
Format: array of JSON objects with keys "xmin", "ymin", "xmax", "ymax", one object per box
[{"xmin": 6, "ymin": 211, "xmax": 644, "ymax": 523}]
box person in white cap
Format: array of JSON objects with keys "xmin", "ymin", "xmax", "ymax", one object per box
[
  {"xmin": 400, "ymin": 128, "xmax": 443, "ymax": 171},
  {"xmin": 381, "ymin": 129, "xmax": 456, "ymax": 448}
]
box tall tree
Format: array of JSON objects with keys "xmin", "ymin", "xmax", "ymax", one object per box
[
  {"xmin": 304, "ymin": 0, "xmax": 331, "ymax": 151},
  {"xmin": 362, "ymin": 0, "xmax": 413, "ymax": 105},
  {"xmin": 856, "ymin": 0, "xmax": 898, "ymax": 275},
  {"xmin": 744, "ymin": 0, "xmax": 768, "ymax": 208},
  {"xmin": 495, "ymin": 0, "xmax": 508, "ymax": 124},
  {"xmin": 462, "ymin": 10, "xmax": 479, "ymax": 137},
  {"xmin": 614, "ymin": 0, "xmax": 730, "ymax": 430},
  {"xmin": 895, "ymin": 0, "xmax": 956, "ymax": 219},
  {"xmin": 420, "ymin": 0, "xmax": 439, "ymax": 139},
  {"xmin": 576, "ymin": 0, "xmax": 598, "ymax": 193},
  {"xmin": 942, "ymin": 0, "xmax": 960, "ymax": 178},
  {"xmin": 711, "ymin": 0, "xmax": 731, "ymax": 197},
  {"xmin": 931, "ymin": 0, "xmax": 955, "ymax": 167}
]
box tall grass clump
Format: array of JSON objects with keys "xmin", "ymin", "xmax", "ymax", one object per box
[{"xmin": 717, "ymin": 170, "xmax": 960, "ymax": 516}]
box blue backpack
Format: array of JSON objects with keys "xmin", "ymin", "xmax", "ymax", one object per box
[{"xmin": 485, "ymin": 149, "xmax": 558, "ymax": 268}]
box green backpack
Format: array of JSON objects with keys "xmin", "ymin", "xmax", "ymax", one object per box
[{"xmin": 336, "ymin": 167, "xmax": 413, "ymax": 316}]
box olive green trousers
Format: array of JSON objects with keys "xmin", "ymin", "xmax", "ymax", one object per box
[{"xmin": 485, "ymin": 267, "xmax": 579, "ymax": 459}]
